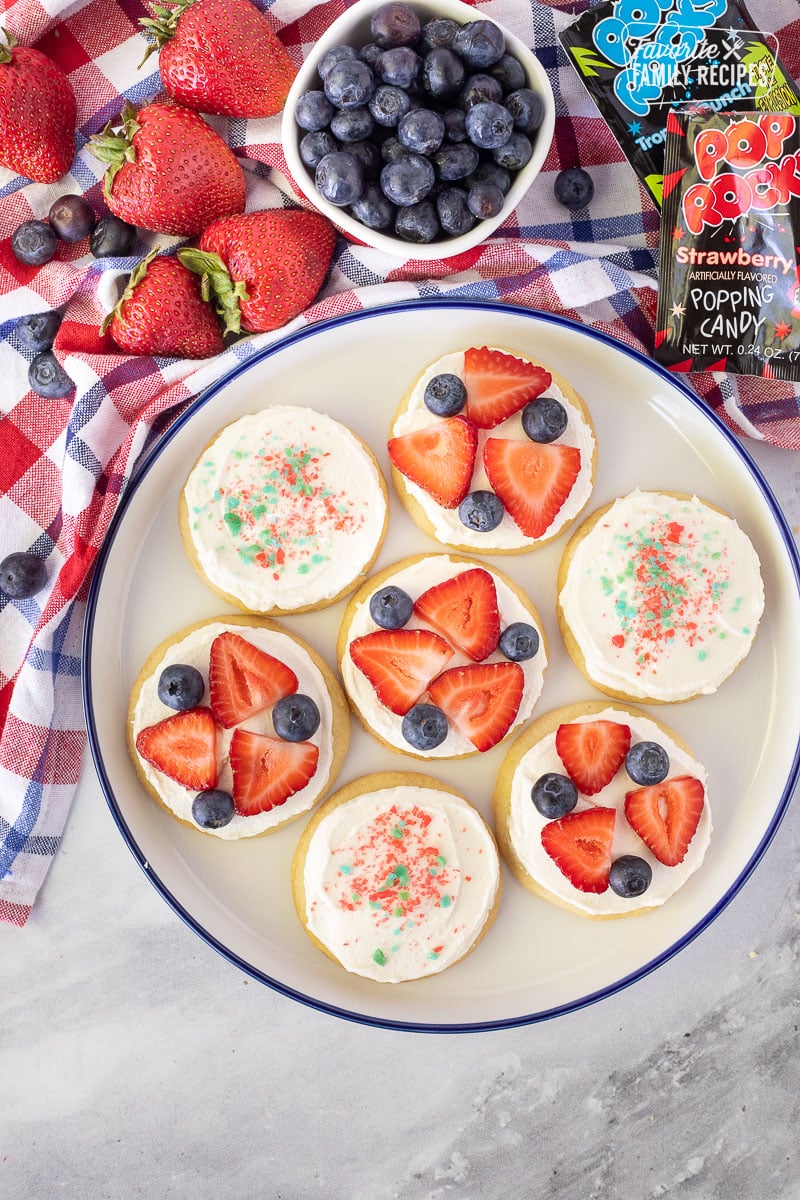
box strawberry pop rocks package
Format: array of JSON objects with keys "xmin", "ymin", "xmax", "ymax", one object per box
[{"xmin": 654, "ymin": 109, "xmax": 800, "ymax": 380}]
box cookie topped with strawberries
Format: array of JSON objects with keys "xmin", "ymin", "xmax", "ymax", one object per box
[
  {"xmin": 337, "ymin": 554, "xmax": 548, "ymax": 760},
  {"xmin": 387, "ymin": 346, "xmax": 597, "ymax": 555},
  {"xmin": 127, "ymin": 616, "xmax": 349, "ymax": 838},
  {"xmin": 493, "ymin": 700, "xmax": 711, "ymax": 918}
]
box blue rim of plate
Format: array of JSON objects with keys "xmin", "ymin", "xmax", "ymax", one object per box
[{"xmin": 83, "ymin": 298, "xmax": 800, "ymax": 1034}]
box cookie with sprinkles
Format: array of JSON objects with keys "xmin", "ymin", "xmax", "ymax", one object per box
[
  {"xmin": 291, "ymin": 772, "xmax": 502, "ymax": 982},
  {"xmin": 179, "ymin": 406, "xmax": 389, "ymax": 614},
  {"xmin": 556, "ymin": 490, "xmax": 765, "ymax": 704}
]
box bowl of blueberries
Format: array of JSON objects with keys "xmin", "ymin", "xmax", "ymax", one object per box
[{"xmin": 281, "ymin": 0, "xmax": 555, "ymax": 257}]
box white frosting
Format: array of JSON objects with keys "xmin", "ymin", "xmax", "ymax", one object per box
[
  {"xmin": 340, "ymin": 556, "xmax": 548, "ymax": 757},
  {"xmin": 183, "ymin": 406, "xmax": 387, "ymax": 612},
  {"xmin": 391, "ymin": 349, "xmax": 596, "ymax": 549},
  {"xmin": 302, "ymin": 786, "xmax": 500, "ymax": 982},
  {"xmin": 558, "ymin": 490, "xmax": 765, "ymax": 701},
  {"xmin": 508, "ymin": 707, "xmax": 711, "ymax": 915},
  {"xmin": 131, "ymin": 622, "xmax": 335, "ymax": 839}
]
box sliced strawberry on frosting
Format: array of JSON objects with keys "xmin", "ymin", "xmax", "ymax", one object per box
[
  {"xmin": 428, "ymin": 661, "xmax": 523, "ymax": 752},
  {"xmin": 541, "ymin": 807, "xmax": 616, "ymax": 893},
  {"xmin": 413, "ymin": 567, "xmax": 500, "ymax": 662},
  {"xmin": 555, "ymin": 720, "xmax": 632, "ymax": 796},
  {"xmin": 463, "ymin": 346, "xmax": 551, "ymax": 429},
  {"xmin": 135, "ymin": 706, "xmax": 218, "ymax": 791},
  {"xmin": 229, "ymin": 729, "xmax": 319, "ymax": 815},
  {"xmin": 209, "ymin": 631, "xmax": 298, "ymax": 728},
  {"xmin": 350, "ymin": 628, "xmax": 454, "ymax": 715},
  {"xmin": 624, "ymin": 775, "xmax": 705, "ymax": 866},
  {"xmin": 388, "ymin": 416, "xmax": 477, "ymax": 509},
  {"xmin": 483, "ymin": 438, "xmax": 581, "ymax": 538}
]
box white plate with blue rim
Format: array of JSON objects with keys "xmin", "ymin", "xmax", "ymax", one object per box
[{"xmin": 83, "ymin": 299, "xmax": 800, "ymax": 1032}]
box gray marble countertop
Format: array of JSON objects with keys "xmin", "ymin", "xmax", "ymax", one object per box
[{"xmin": 2, "ymin": 438, "xmax": 798, "ymax": 1200}]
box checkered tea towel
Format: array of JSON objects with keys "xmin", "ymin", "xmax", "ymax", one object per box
[{"xmin": 1, "ymin": 0, "xmax": 798, "ymax": 926}]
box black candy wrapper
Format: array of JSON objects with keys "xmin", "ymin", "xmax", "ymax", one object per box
[
  {"xmin": 655, "ymin": 109, "xmax": 800, "ymax": 380},
  {"xmin": 559, "ymin": 0, "xmax": 800, "ymax": 208}
]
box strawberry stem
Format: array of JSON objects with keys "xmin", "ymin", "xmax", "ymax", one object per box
[
  {"xmin": 87, "ymin": 101, "xmax": 141, "ymax": 192},
  {"xmin": 178, "ymin": 248, "xmax": 249, "ymax": 337},
  {"xmin": 0, "ymin": 30, "xmax": 18, "ymax": 63},
  {"xmin": 138, "ymin": 0, "xmax": 198, "ymax": 66},
  {"xmin": 100, "ymin": 248, "xmax": 158, "ymax": 335}
]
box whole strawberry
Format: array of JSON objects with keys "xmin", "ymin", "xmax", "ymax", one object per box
[
  {"xmin": 140, "ymin": 0, "xmax": 297, "ymax": 118},
  {"xmin": 103, "ymin": 251, "xmax": 225, "ymax": 358},
  {"xmin": 178, "ymin": 209, "xmax": 335, "ymax": 334},
  {"xmin": 88, "ymin": 100, "xmax": 245, "ymax": 236},
  {"xmin": 0, "ymin": 32, "xmax": 76, "ymax": 183}
]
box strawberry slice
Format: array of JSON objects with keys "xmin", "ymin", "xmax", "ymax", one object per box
[
  {"xmin": 483, "ymin": 438, "xmax": 581, "ymax": 539},
  {"xmin": 464, "ymin": 346, "xmax": 551, "ymax": 429},
  {"xmin": 350, "ymin": 628, "xmax": 454, "ymax": 715},
  {"xmin": 209, "ymin": 631, "xmax": 298, "ymax": 728},
  {"xmin": 229, "ymin": 729, "xmax": 319, "ymax": 815},
  {"xmin": 555, "ymin": 720, "xmax": 632, "ymax": 796},
  {"xmin": 428, "ymin": 661, "xmax": 523, "ymax": 752},
  {"xmin": 135, "ymin": 706, "xmax": 218, "ymax": 791},
  {"xmin": 624, "ymin": 775, "xmax": 705, "ymax": 866},
  {"xmin": 540, "ymin": 807, "xmax": 616, "ymax": 893},
  {"xmin": 388, "ymin": 416, "xmax": 477, "ymax": 509},
  {"xmin": 414, "ymin": 568, "xmax": 500, "ymax": 662}
]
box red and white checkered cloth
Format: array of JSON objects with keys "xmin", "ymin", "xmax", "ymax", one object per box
[{"xmin": 1, "ymin": 0, "xmax": 798, "ymax": 927}]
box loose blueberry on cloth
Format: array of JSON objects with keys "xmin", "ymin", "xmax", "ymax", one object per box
[{"xmin": 1, "ymin": 0, "xmax": 799, "ymax": 927}]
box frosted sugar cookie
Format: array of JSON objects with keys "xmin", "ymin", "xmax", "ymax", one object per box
[
  {"xmin": 337, "ymin": 554, "xmax": 548, "ymax": 759},
  {"xmin": 291, "ymin": 772, "xmax": 501, "ymax": 982},
  {"xmin": 387, "ymin": 346, "xmax": 596, "ymax": 554},
  {"xmin": 557, "ymin": 489, "xmax": 765, "ymax": 703},
  {"xmin": 493, "ymin": 701, "xmax": 711, "ymax": 919},
  {"xmin": 180, "ymin": 406, "xmax": 388, "ymax": 614},
  {"xmin": 127, "ymin": 615, "xmax": 349, "ymax": 838}
]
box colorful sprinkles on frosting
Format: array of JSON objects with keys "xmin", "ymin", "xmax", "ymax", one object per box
[{"xmin": 192, "ymin": 427, "xmax": 366, "ymax": 581}]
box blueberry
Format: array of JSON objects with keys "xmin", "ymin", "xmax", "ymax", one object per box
[
  {"xmin": 433, "ymin": 141, "xmax": 479, "ymax": 181},
  {"xmin": 272, "ymin": 693, "xmax": 321, "ymax": 741},
  {"xmin": 347, "ymin": 139, "xmax": 382, "ymax": 179},
  {"xmin": 295, "ymin": 89, "xmax": 335, "ymax": 131},
  {"xmin": 376, "ymin": 46, "xmax": 420, "ymax": 88},
  {"xmin": 351, "ymin": 184, "xmax": 395, "ymax": 230},
  {"xmin": 381, "ymin": 135, "xmax": 412, "ymax": 162},
  {"xmin": 424, "ymin": 372, "xmax": 467, "ymax": 415},
  {"xmin": 323, "ymin": 59, "xmax": 375, "ymax": 109},
  {"xmin": 554, "ymin": 167, "xmax": 595, "ymax": 208},
  {"xmin": 330, "ymin": 106, "xmax": 374, "ymax": 143},
  {"xmin": 28, "ymin": 352, "xmax": 74, "ymax": 399},
  {"xmin": 369, "ymin": 84, "xmax": 411, "ymax": 127},
  {"xmin": 402, "ymin": 702, "xmax": 448, "ymax": 750},
  {"xmin": 421, "ymin": 48, "xmax": 465, "ymax": 99},
  {"xmin": 505, "ymin": 88, "xmax": 544, "ymax": 133},
  {"xmin": 11, "ymin": 220, "xmax": 58, "ymax": 266},
  {"xmin": 48, "ymin": 194, "xmax": 95, "ymax": 242},
  {"xmin": 452, "ymin": 20, "xmax": 505, "ymax": 69},
  {"xmin": 397, "ymin": 108, "xmax": 444, "ymax": 155},
  {"xmin": 609, "ymin": 855, "xmax": 653, "ymax": 898},
  {"xmin": 369, "ymin": 584, "xmax": 414, "ymax": 629},
  {"xmin": 316, "ymin": 151, "xmax": 365, "ymax": 206},
  {"xmin": 0, "ymin": 551, "xmax": 47, "ymax": 599},
  {"xmin": 419, "ymin": 17, "xmax": 459, "ymax": 52},
  {"xmin": 394, "ymin": 199, "xmax": 439, "ymax": 242},
  {"xmin": 459, "ymin": 489, "xmax": 504, "ymax": 532},
  {"xmin": 490, "ymin": 54, "xmax": 527, "ymax": 93},
  {"xmin": 499, "ymin": 621, "xmax": 540, "ymax": 661},
  {"xmin": 531, "ymin": 773, "xmax": 578, "ymax": 819},
  {"xmin": 192, "ymin": 789, "xmax": 235, "ymax": 830},
  {"xmin": 442, "ymin": 108, "xmax": 467, "ymax": 142},
  {"xmin": 360, "ymin": 42, "xmax": 383, "ymax": 69},
  {"xmin": 90, "ymin": 214, "xmax": 136, "ymax": 258},
  {"xmin": 465, "ymin": 101, "xmax": 513, "ymax": 150},
  {"xmin": 459, "ymin": 73, "xmax": 503, "ymax": 109},
  {"xmin": 467, "ymin": 161, "xmax": 511, "ymax": 194},
  {"xmin": 492, "ymin": 131, "xmax": 533, "ymax": 171},
  {"xmin": 318, "ymin": 44, "xmax": 358, "ymax": 80},
  {"xmin": 16, "ymin": 310, "xmax": 62, "ymax": 354},
  {"xmin": 370, "ymin": 3, "xmax": 421, "ymax": 49},
  {"xmin": 436, "ymin": 187, "xmax": 476, "ymax": 236},
  {"xmin": 381, "ymin": 153, "xmax": 435, "ymax": 205},
  {"xmin": 625, "ymin": 741, "xmax": 670, "ymax": 786},
  {"xmin": 521, "ymin": 397, "xmax": 568, "ymax": 443},
  {"xmin": 300, "ymin": 129, "xmax": 338, "ymax": 169},
  {"xmin": 157, "ymin": 663, "xmax": 205, "ymax": 710},
  {"xmin": 467, "ymin": 180, "xmax": 504, "ymax": 219}
]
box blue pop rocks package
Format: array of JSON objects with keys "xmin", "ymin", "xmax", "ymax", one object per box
[
  {"xmin": 559, "ymin": 0, "xmax": 800, "ymax": 207},
  {"xmin": 655, "ymin": 108, "xmax": 800, "ymax": 380}
]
